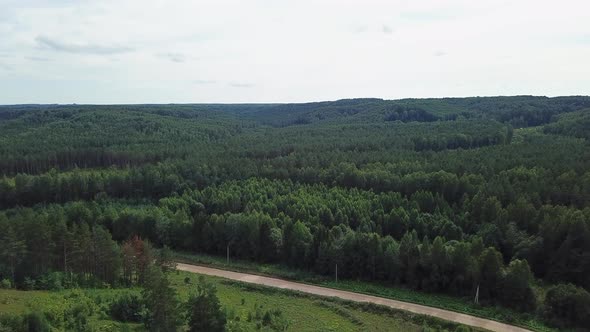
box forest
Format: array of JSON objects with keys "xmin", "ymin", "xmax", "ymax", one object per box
[{"xmin": 1, "ymin": 96, "xmax": 590, "ymax": 330}]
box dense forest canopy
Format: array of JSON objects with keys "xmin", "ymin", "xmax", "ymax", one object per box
[{"xmin": 1, "ymin": 95, "xmax": 590, "ymax": 329}]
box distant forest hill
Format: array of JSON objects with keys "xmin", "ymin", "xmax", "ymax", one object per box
[{"xmin": 1, "ymin": 95, "xmax": 590, "ymax": 329}]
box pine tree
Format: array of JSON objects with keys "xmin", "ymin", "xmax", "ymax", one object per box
[
  {"xmin": 142, "ymin": 265, "xmax": 181, "ymax": 332},
  {"xmin": 0, "ymin": 225, "xmax": 27, "ymax": 285},
  {"xmin": 185, "ymin": 276, "xmax": 226, "ymax": 332}
]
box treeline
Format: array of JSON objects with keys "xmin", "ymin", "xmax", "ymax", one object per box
[
  {"xmin": 194, "ymin": 179, "xmax": 590, "ymax": 290},
  {"xmin": 2, "ymin": 175, "xmax": 589, "ymax": 292},
  {"xmin": 4, "ymin": 162, "xmax": 589, "ymax": 211},
  {"xmin": 0, "ymin": 106, "xmax": 237, "ymax": 175},
  {"xmin": 411, "ymin": 129, "xmax": 511, "ymax": 151},
  {"xmin": 1, "ymin": 196, "xmax": 589, "ymax": 328},
  {"xmin": 445, "ymin": 95, "xmax": 590, "ymax": 127},
  {"xmin": 0, "ymin": 202, "xmax": 533, "ymax": 310},
  {"xmin": 0, "ymin": 166, "xmax": 183, "ymax": 208},
  {"xmin": 543, "ymin": 108, "xmax": 590, "ymax": 140},
  {"xmin": 0, "ymin": 148, "xmax": 168, "ymax": 175},
  {"xmin": 384, "ymin": 106, "xmax": 440, "ymax": 122},
  {"xmin": 0, "ymin": 230, "xmax": 229, "ymax": 332},
  {"xmin": 0, "ymin": 210, "xmax": 173, "ymax": 288},
  {"xmin": 235, "ymin": 96, "xmax": 590, "ymax": 127}
]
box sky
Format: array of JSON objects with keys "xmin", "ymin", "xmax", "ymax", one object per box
[{"xmin": 0, "ymin": 0, "xmax": 589, "ymax": 104}]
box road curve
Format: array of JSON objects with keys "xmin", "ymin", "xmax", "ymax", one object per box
[{"xmin": 177, "ymin": 263, "xmax": 531, "ymax": 332}]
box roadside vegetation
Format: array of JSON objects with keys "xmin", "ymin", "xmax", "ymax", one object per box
[
  {"xmin": 175, "ymin": 252, "xmax": 558, "ymax": 332},
  {"xmin": 0, "ymin": 256, "xmax": 480, "ymax": 331}
]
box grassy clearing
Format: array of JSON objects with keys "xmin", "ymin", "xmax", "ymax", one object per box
[
  {"xmin": 0, "ymin": 288, "xmax": 144, "ymax": 331},
  {"xmin": 174, "ymin": 251, "xmax": 557, "ymax": 332},
  {"xmin": 0, "ymin": 270, "xmax": 479, "ymax": 331},
  {"xmin": 172, "ymin": 271, "xmax": 465, "ymax": 331}
]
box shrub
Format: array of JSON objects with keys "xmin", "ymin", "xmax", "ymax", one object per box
[
  {"xmin": 109, "ymin": 293, "xmax": 144, "ymax": 322},
  {"xmin": 23, "ymin": 311, "xmax": 51, "ymax": 332},
  {"xmin": 262, "ymin": 311, "xmax": 272, "ymax": 326},
  {"xmin": 0, "ymin": 314, "xmax": 23, "ymax": 331},
  {"xmin": 63, "ymin": 291, "xmax": 95, "ymax": 332},
  {"xmin": 0, "ymin": 279, "xmax": 11, "ymax": 289},
  {"xmin": 23, "ymin": 278, "xmax": 36, "ymax": 290},
  {"xmin": 37, "ymin": 272, "xmax": 64, "ymax": 291}
]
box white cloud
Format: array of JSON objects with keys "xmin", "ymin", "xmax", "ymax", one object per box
[
  {"xmin": 36, "ymin": 35, "xmax": 134, "ymax": 54},
  {"xmin": 229, "ymin": 82, "xmax": 255, "ymax": 88},
  {"xmin": 157, "ymin": 52, "xmax": 187, "ymax": 63},
  {"xmin": 193, "ymin": 79, "xmax": 216, "ymax": 85},
  {"xmin": 0, "ymin": 0, "xmax": 589, "ymax": 103},
  {"xmin": 25, "ymin": 55, "xmax": 51, "ymax": 61}
]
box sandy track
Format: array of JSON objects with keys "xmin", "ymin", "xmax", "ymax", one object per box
[{"xmin": 176, "ymin": 263, "xmax": 531, "ymax": 332}]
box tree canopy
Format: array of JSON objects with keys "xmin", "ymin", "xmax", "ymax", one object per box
[{"xmin": 1, "ymin": 96, "xmax": 589, "ymax": 329}]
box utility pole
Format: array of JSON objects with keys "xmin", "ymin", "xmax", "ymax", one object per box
[
  {"xmin": 474, "ymin": 284, "xmax": 479, "ymax": 304},
  {"xmin": 335, "ymin": 264, "xmax": 338, "ymax": 283},
  {"xmin": 227, "ymin": 243, "xmax": 230, "ymax": 265}
]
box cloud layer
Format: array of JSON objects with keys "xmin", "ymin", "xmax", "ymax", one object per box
[
  {"xmin": 0, "ymin": 0, "xmax": 589, "ymax": 103},
  {"xmin": 36, "ymin": 35, "xmax": 133, "ymax": 54}
]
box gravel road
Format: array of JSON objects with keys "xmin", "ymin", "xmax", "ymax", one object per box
[{"xmin": 177, "ymin": 263, "xmax": 532, "ymax": 332}]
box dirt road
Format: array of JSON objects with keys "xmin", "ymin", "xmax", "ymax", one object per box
[{"xmin": 176, "ymin": 263, "xmax": 531, "ymax": 332}]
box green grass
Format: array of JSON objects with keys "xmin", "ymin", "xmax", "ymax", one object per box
[
  {"xmin": 172, "ymin": 271, "xmax": 474, "ymax": 331},
  {"xmin": 174, "ymin": 251, "xmax": 557, "ymax": 332},
  {"xmin": 0, "ymin": 288, "xmax": 143, "ymax": 331},
  {"xmin": 0, "ymin": 270, "xmax": 480, "ymax": 332}
]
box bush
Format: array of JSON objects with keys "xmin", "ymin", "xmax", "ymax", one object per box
[
  {"xmin": 64, "ymin": 291, "xmax": 95, "ymax": 332},
  {"xmin": 0, "ymin": 314, "xmax": 25, "ymax": 331},
  {"xmin": 0, "ymin": 279, "xmax": 11, "ymax": 289},
  {"xmin": 109, "ymin": 293, "xmax": 144, "ymax": 323},
  {"xmin": 37, "ymin": 272, "xmax": 64, "ymax": 291},
  {"xmin": 544, "ymin": 283, "xmax": 590, "ymax": 328},
  {"xmin": 253, "ymin": 309, "xmax": 288, "ymax": 331},
  {"xmin": 262, "ymin": 311, "xmax": 272, "ymax": 326},
  {"xmin": 23, "ymin": 311, "xmax": 51, "ymax": 332},
  {"xmin": 23, "ymin": 277, "xmax": 36, "ymax": 290}
]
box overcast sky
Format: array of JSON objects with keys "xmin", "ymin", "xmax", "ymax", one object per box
[{"xmin": 0, "ymin": 0, "xmax": 589, "ymax": 104}]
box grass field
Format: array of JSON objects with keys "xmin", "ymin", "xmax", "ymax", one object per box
[
  {"xmin": 174, "ymin": 251, "xmax": 557, "ymax": 332},
  {"xmin": 0, "ymin": 270, "xmax": 479, "ymax": 331},
  {"xmin": 0, "ymin": 288, "xmax": 143, "ymax": 331}
]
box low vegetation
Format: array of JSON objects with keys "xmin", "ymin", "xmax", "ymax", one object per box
[{"xmin": 0, "ymin": 267, "xmax": 482, "ymax": 331}]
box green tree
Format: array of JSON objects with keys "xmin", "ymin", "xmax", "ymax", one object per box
[
  {"xmin": 156, "ymin": 246, "xmax": 177, "ymax": 273},
  {"xmin": 185, "ymin": 276, "xmax": 226, "ymax": 332},
  {"xmin": 499, "ymin": 259, "xmax": 536, "ymax": 311},
  {"xmin": 92, "ymin": 226, "xmax": 122, "ymax": 284},
  {"xmin": 142, "ymin": 266, "xmax": 182, "ymax": 332},
  {"xmin": 544, "ymin": 283, "xmax": 590, "ymax": 328},
  {"xmin": 0, "ymin": 225, "xmax": 27, "ymax": 286},
  {"xmin": 477, "ymin": 247, "xmax": 504, "ymax": 302},
  {"xmin": 399, "ymin": 230, "xmax": 420, "ymax": 287},
  {"xmin": 283, "ymin": 220, "xmax": 312, "ymax": 268}
]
